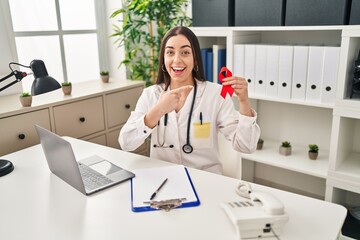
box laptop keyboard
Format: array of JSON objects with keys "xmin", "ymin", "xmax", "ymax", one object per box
[{"xmin": 79, "ymin": 163, "xmax": 113, "ymax": 191}]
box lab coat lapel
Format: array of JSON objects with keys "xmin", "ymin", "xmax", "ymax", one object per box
[{"xmin": 176, "ymin": 86, "xmax": 195, "ymax": 128}]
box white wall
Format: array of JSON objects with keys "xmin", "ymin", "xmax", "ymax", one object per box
[
  {"xmin": 105, "ymin": 0, "xmax": 126, "ymax": 80},
  {"xmin": 0, "ymin": 0, "xmax": 22, "ymax": 95},
  {"xmin": 0, "ymin": 0, "xmax": 128, "ymax": 96}
]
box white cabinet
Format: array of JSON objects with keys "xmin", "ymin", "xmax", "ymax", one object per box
[
  {"xmin": 0, "ymin": 109, "xmax": 51, "ymax": 156},
  {"xmin": 53, "ymin": 96, "xmax": 105, "ymax": 138},
  {"xmin": 0, "ymin": 80, "xmax": 145, "ymax": 156},
  {"xmin": 191, "ymin": 26, "xmax": 360, "ymax": 207}
]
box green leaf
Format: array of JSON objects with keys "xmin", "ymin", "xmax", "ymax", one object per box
[{"xmin": 110, "ymin": 0, "xmax": 192, "ymax": 83}]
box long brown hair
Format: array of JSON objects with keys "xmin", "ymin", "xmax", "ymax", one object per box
[{"xmin": 156, "ymin": 26, "xmax": 205, "ymax": 89}]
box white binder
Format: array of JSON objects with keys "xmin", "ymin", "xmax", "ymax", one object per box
[
  {"xmin": 321, "ymin": 46, "xmax": 340, "ymax": 104},
  {"xmin": 213, "ymin": 44, "xmax": 226, "ymax": 83},
  {"xmin": 245, "ymin": 44, "xmax": 256, "ymax": 96},
  {"xmin": 255, "ymin": 45, "xmax": 267, "ymax": 96},
  {"xmin": 278, "ymin": 45, "xmax": 294, "ymax": 100},
  {"xmin": 306, "ymin": 46, "xmax": 324, "ymax": 103},
  {"xmin": 234, "ymin": 44, "xmax": 245, "ymax": 78},
  {"xmin": 266, "ymin": 45, "xmax": 280, "ymax": 97},
  {"xmin": 291, "ymin": 46, "xmax": 309, "ymax": 101}
]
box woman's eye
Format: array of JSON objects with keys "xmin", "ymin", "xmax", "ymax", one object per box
[
  {"xmin": 166, "ymin": 50, "xmax": 174, "ymax": 55},
  {"xmin": 182, "ymin": 51, "xmax": 190, "ymax": 55}
]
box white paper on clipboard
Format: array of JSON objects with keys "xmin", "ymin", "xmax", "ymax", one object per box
[{"xmin": 131, "ymin": 165, "xmax": 200, "ymax": 212}]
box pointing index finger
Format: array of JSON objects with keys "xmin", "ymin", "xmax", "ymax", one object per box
[{"xmin": 170, "ymin": 85, "xmax": 193, "ymax": 94}]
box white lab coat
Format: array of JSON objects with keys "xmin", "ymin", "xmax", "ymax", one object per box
[{"xmin": 119, "ymin": 80, "xmax": 260, "ymax": 174}]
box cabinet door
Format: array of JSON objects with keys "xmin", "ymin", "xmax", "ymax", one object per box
[
  {"xmin": 0, "ymin": 109, "xmax": 51, "ymax": 156},
  {"xmin": 53, "ymin": 96, "xmax": 105, "ymax": 138},
  {"xmin": 106, "ymin": 86, "xmax": 143, "ymax": 128}
]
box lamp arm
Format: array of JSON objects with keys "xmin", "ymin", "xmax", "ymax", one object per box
[
  {"xmin": 0, "ymin": 70, "xmax": 29, "ymax": 93},
  {"xmin": 0, "ymin": 71, "xmax": 15, "ymax": 83}
]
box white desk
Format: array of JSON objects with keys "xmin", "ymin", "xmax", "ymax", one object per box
[{"xmin": 0, "ymin": 137, "xmax": 346, "ymax": 240}]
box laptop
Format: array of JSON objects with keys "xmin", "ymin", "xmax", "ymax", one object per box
[{"xmin": 35, "ymin": 125, "xmax": 135, "ymax": 195}]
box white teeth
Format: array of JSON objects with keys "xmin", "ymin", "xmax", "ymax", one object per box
[{"xmin": 172, "ymin": 67, "xmax": 184, "ymax": 71}]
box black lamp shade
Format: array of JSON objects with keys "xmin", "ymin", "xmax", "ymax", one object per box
[{"xmin": 30, "ymin": 59, "xmax": 61, "ymax": 95}]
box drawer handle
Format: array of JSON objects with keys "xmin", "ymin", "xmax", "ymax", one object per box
[
  {"xmin": 18, "ymin": 133, "xmax": 26, "ymax": 140},
  {"xmin": 79, "ymin": 117, "xmax": 86, "ymax": 122},
  {"xmin": 125, "ymin": 104, "xmax": 131, "ymax": 109}
]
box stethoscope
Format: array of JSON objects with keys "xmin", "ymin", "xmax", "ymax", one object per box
[{"xmin": 153, "ymin": 82, "xmax": 197, "ymax": 154}]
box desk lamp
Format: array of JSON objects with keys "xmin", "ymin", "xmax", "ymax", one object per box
[
  {"xmin": 30, "ymin": 60, "xmax": 61, "ymax": 95},
  {"xmin": 0, "ymin": 59, "xmax": 61, "ymax": 176}
]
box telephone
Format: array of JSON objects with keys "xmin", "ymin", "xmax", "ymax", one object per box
[{"xmin": 221, "ymin": 182, "xmax": 289, "ymax": 239}]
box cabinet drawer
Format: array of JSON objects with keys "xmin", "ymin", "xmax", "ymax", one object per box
[
  {"xmin": 53, "ymin": 96, "xmax": 105, "ymax": 138},
  {"xmin": 106, "ymin": 86, "xmax": 143, "ymax": 128},
  {"xmin": 0, "ymin": 109, "xmax": 51, "ymax": 156},
  {"xmin": 84, "ymin": 134, "xmax": 107, "ymax": 146}
]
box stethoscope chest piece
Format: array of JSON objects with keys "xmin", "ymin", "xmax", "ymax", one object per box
[{"xmin": 182, "ymin": 144, "xmax": 193, "ymax": 154}]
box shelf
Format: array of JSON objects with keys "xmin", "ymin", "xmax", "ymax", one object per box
[
  {"xmin": 191, "ymin": 25, "xmax": 348, "ymax": 33},
  {"xmin": 192, "ymin": 25, "xmax": 360, "ymax": 204},
  {"xmin": 241, "ymin": 139, "xmax": 329, "ymax": 179},
  {"xmin": 249, "ymin": 95, "xmax": 334, "ymax": 109},
  {"xmin": 328, "ymin": 153, "xmax": 360, "ymax": 190}
]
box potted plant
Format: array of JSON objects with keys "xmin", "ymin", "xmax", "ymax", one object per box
[
  {"xmin": 308, "ymin": 144, "xmax": 319, "ymax": 160},
  {"xmin": 110, "ymin": 0, "xmax": 191, "ymax": 86},
  {"xmin": 61, "ymin": 81, "xmax": 72, "ymax": 95},
  {"xmin": 100, "ymin": 70, "xmax": 109, "ymax": 83},
  {"xmin": 279, "ymin": 141, "xmax": 291, "ymax": 156},
  {"xmin": 257, "ymin": 138, "xmax": 264, "ymax": 150},
  {"xmin": 19, "ymin": 92, "xmax": 32, "ymax": 107}
]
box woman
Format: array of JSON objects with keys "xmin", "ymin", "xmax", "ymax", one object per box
[{"xmin": 119, "ymin": 26, "xmax": 260, "ymax": 174}]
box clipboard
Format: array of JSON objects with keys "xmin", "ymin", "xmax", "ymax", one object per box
[{"xmin": 130, "ymin": 165, "xmax": 200, "ymax": 212}]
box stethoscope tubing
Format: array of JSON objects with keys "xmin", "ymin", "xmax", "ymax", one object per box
[{"xmin": 155, "ymin": 82, "xmax": 197, "ymax": 154}]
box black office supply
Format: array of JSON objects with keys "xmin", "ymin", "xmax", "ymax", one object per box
[
  {"xmin": 150, "ymin": 178, "xmax": 168, "ymax": 200},
  {"xmin": 192, "ymin": 0, "xmax": 234, "ymax": 26},
  {"xmin": 350, "ymin": 50, "xmax": 360, "ymax": 99},
  {"xmin": 234, "ymin": 0, "xmax": 285, "ymax": 26},
  {"xmin": 350, "ymin": 0, "xmax": 360, "ymax": 25},
  {"xmin": 0, "ymin": 159, "xmax": 14, "ymax": 177},
  {"xmin": 285, "ymin": 0, "xmax": 351, "ymax": 26}
]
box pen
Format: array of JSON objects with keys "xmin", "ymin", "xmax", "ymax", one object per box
[
  {"xmin": 150, "ymin": 178, "xmax": 168, "ymax": 200},
  {"xmin": 200, "ymin": 112, "xmax": 203, "ymax": 125}
]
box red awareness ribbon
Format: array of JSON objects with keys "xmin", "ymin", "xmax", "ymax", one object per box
[{"xmin": 218, "ymin": 66, "xmax": 234, "ymax": 99}]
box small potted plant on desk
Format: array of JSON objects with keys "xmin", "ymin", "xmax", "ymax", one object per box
[
  {"xmin": 279, "ymin": 141, "xmax": 291, "ymax": 156},
  {"xmin": 257, "ymin": 138, "xmax": 264, "ymax": 150},
  {"xmin": 100, "ymin": 70, "xmax": 109, "ymax": 83},
  {"xmin": 308, "ymin": 144, "xmax": 319, "ymax": 160},
  {"xmin": 19, "ymin": 92, "xmax": 32, "ymax": 107},
  {"xmin": 61, "ymin": 81, "xmax": 72, "ymax": 95}
]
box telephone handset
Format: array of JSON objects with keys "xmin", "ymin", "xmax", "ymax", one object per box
[
  {"xmin": 249, "ymin": 191, "xmax": 285, "ymax": 216},
  {"xmin": 221, "ymin": 181, "xmax": 289, "ymax": 239}
]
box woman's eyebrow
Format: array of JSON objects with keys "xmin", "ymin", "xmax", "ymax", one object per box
[{"xmin": 165, "ymin": 45, "xmax": 191, "ymax": 49}]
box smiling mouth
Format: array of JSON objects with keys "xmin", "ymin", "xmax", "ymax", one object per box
[{"xmin": 172, "ymin": 67, "xmax": 185, "ymax": 73}]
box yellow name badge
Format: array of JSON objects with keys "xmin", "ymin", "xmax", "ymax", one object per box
[{"xmin": 193, "ymin": 122, "xmax": 211, "ymax": 138}]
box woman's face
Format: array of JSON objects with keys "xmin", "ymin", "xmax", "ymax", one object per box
[{"xmin": 164, "ymin": 34, "xmax": 194, "ymax": 87}]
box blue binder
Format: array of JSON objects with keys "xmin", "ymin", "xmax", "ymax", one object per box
[
  {"xmin": 130, "ymin": 165, "xmax": 200, "ymax": 212},
  {"xmin": 201, "ymin": 48, "xmax": 212, "ymax": 81}
]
